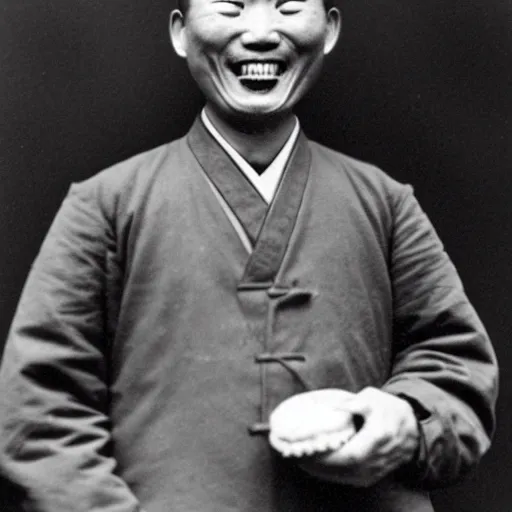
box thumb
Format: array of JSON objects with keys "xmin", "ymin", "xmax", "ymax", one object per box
[
  {"xmin": 337, "ymin": 393, "xmax": 371, "ymax": 415},
  {"xmin": 333, "ymin": 390, "xmax": 380, "ymax": 429}
]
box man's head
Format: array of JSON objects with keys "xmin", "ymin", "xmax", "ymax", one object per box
[{"xmin": 170, "ymin": 0, "xmax": 340, "ymax": 124}]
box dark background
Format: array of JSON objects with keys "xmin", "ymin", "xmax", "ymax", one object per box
[{"xmin": 0, "ymin": 0, "xmax": 510, "ymax": 510}]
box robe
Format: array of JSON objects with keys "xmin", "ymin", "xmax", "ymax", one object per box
[{"xmin": 0, "ymin": 117, "xmax": 498, "ymax": 512}]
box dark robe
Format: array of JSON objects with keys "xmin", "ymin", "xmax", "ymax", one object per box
[{"xmin": 0, "ymin": 118, "xmax": 498, "ymax": 512}]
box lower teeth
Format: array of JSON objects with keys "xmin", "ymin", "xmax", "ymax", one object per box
[{"xmin": 239, "ymin": 75, "xmax": 278, "ymax": 80}]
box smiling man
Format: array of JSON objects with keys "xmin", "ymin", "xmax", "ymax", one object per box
[{"xmin": 0, "ymin": 0, "xmax": 498, "ymax": 511}]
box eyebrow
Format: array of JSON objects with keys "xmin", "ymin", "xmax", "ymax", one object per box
[{"xmin": 275, "ymin": 0, "xmax": 307, "ymax": 5}]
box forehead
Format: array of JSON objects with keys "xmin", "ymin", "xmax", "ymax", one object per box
[{"xmin": 180, "ymin": 0, "xmax": 332, "ymax": 12}]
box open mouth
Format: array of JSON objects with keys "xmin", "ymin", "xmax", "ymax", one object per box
[{"xmin": 229, "ymin": 60, "xmax": 286, "ymax": 92}]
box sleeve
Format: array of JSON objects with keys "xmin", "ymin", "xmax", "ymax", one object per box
[
  {"xmin": 0, "ymin": 183, "xmax": 144, "ymax": 511},
  {"xmin": 381, "ymin": 184, "xmax": 499, "ymax": 488}
]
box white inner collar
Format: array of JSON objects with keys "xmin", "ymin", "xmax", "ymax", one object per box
[{"xmin": 201, "ymin": 109, "xmax": 300, "ymax": 204}]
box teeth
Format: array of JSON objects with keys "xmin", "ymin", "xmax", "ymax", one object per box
[{"xmin": 239, "ymin": 62, "xmax": 280, "ymax": 79}]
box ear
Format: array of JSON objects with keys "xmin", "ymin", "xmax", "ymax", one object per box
[
  {"xmin": 170, "ymin": 9, "xmax": 188, "ymax": 58},
  {"xmin": 323, "ymin": 7, "xmax": 341, "ymax": 55}
]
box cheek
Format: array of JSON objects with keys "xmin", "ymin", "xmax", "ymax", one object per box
[
  {"xmin": 187, "ymin": 17, "xmax": 235, "ymax": 54},
  {"xmin": 284, "ymin": 17, "xmax": 327, "ymax": 53}
]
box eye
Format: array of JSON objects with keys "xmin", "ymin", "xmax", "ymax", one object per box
[
  {"xmin": 214, "ymin": 0, "xmax": 244, "ymax": 16},
  {"xmin": 277, "ymin": 0, "xmax": 304, "ymax": 14}
]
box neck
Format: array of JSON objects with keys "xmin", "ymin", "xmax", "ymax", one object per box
[{"xmin": 204, "ymin": 105, "xmax": 296, "ymax": 173}]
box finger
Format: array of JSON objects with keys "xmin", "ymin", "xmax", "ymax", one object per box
[
  {"xmin": 327, "ymin": 413, "xmax": 391, "ymax": 464},
  {"xmin": 301, "ymin": 448, "xmax": 398, "ymax": 487}
]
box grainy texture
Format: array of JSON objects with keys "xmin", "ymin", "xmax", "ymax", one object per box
[{"xmin": 0, "ymin": 121, "xmax": 497, "ymax": 511}]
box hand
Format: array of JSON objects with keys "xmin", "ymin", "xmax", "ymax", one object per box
[{"xmin": 299, "ymin": 387, "xmax": 420, "ymax": 487}]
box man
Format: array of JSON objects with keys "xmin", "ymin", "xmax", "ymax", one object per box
[{"xmin": 0, "ymin": 0, "xmax": 498, "ymax": 510}]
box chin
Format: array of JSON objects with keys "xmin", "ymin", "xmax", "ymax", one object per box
[
  {"xmin": 220, "ymin": 86, "xmax": 302, "ymax": 121},
  {"xmin": 231, "ymin": 99, "xmax": 288, "ymax": 117}
]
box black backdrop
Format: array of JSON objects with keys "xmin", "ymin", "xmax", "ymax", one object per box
[{"xmin": 1, "ymin": 0, "xmax": 510, "ymax": 510}]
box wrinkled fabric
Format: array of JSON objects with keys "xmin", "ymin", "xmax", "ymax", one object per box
[{"xmin": 0, "ymin": 119, "xmax": 498, "ymax": 512}]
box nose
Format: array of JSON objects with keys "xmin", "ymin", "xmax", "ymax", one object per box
[{"xmin": 240, "ymin": 6, "xmax": 280, "ymax": 50}]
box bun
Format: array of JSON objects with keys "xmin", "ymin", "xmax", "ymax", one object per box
[{"xmin": 269, "ymin": 389, "xmax": 356, "ymax": 457}]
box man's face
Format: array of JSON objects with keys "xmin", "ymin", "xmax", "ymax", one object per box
[{"xmin": 170, "ymin": 0, "xmax": 340, "ymax": 122}]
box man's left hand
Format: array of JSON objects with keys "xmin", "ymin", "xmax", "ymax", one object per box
[{"xmin": 299, "ymin": 387, "xmax": 420, "ymax": 487}]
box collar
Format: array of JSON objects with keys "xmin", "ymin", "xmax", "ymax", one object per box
[
  {"xmin": 200, "ymin": 109, "xmax": 300, "ymax": 204},
  {"xmin": 187, "ymin": 115, "xmax": 311, "ymax": 283}
]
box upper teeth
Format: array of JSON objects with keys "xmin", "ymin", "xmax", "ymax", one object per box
[{"xmin": 240, "ymin": 62, "xmax": 280, "ymax": 78}]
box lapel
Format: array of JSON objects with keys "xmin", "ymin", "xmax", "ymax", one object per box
[
  {"xmin": 187, "ymin": 118, "xmax": 267, "ymax": 245},
  {"xmin": 187, "ymin": 116, "xmax": 311, "ymax": 287}
]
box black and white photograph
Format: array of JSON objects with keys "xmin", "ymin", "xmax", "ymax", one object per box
[{"xmin": 0, "ymin": 0, "xmax": 510, "ymax": 510}]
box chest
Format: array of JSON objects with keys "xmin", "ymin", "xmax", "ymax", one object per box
[{"xmin": 109, "ymin": 157, "xmax": 394, "ymax": 397}]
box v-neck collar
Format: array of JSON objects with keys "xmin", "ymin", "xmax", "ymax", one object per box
[
  {"xmin": 188, "ymin": 118, "xmax": 267, "ymax": 245},
  {"xmin": 187, "ymin": 116, "xmax": 311, "ymax": 287},
  {"xmin": 200, "ymin": 109, "xmax": 300, "ymax": 204}
]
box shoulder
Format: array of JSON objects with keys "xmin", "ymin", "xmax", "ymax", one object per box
[
  {"xmin": 308, "ymin": 139, "xmax": 413, "ymax": 220},
  {"xmin": 309, "ymin": 140, "xmax": 409, "ymax": 197},
  {"xmin": 65, "ymin": 137, "xmax": 188, "ymax": 223},
  {"xmin": 73, "ymin": 138, "xmax": 184, "ymax": 200}
]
